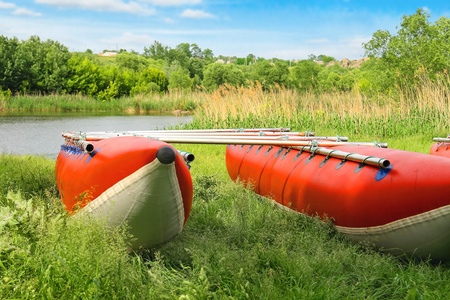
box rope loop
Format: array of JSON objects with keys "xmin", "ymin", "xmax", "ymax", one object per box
[
  {"xmin": 312, "ymin": 147, "xmax": 325, "ymax": 155},
  {"xmin": 361, "ymin": 156, "xmax": 376, "ymax": 165},
  {"xmin": 344, "ymin": 153, "xmax": 356, "ymax": 161},
  {"xmin": 325, "ymin": 150, "xmax": 338, "ymax": 160}
]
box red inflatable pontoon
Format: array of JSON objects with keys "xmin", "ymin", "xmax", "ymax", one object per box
[
  {"xmin": 430, "ymin": 141, "xmax": 450, "ymax": 158},
  {"xmin": 55, "ymin": 136, "xmax": 193, "ymax": 249},
  {"xmin": 226, "ymin": 144, "xmax": 450, "ymax": 261}
]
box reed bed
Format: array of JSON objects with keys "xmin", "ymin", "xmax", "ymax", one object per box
[
  {"xmin": 187, "ymin": 77, "xmax": 450, "ymax": 139},
  {"xmin": 0, "ymin": 92, "xmax": 200, "ymax": 114}
]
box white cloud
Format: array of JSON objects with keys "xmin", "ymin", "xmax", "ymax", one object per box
[
  {"xmin": 12, "ymin": 8, "xmax": 42, "ymax": 17},
  {"xmin": 0, "ymin": 1, "xmax": 42, "ymax": 16},
  {"xmin": 0, "ymin": 1, "xmax": 16, "ymax": 9},
  {"xmin": 144, "ymin": 0, "xmax": 201, "ymax": 6},
  {"xmin": 35, "ymin": 0, "xmax": 156, "ymax": 15},
  {"xmin": 180, "ymin": 8, "xmax": 215, "ymax": 19}
]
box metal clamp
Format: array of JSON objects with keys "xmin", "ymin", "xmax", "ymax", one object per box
[{"xmin": 320, "ymin": 150, "xmax": 338, "ymax": 168}]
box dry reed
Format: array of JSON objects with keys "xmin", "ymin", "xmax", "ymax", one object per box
[{"xmin": 189, "ymin": 76, "xmax": 450, "ymax": 138}]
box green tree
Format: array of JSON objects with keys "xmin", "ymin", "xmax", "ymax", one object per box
[
  {"xmin": 202, "ymin": 63, "xmax": 244, "ymax": 91},
  {"xmin": 97, "ymin": 81, "xmax": 119, "ymax": 101},
  {"xmin": 165, "ymin": 48, "xmax": 189, "ymax": 69},
  {"xmin": 190, "ymin": 43, "xmax": 202, "ymax": 58},
  {"xmin": 291, "ymin": 60, "xmax": 322, "ymax": 91},
  {"xmin": 163, "ymin": 60, "xmax": 184, "ymax": 82},
  {"xmin": 99, "ymin": 65, "xmax": 136, "ymax": 97},
  {"xmin": 0, "ymin": 36, "xmax": 22, "ymax": 92},
  {"xmin": 143, "ymin": 41, "xmax": 168, "ymax": 60},
  {"xmin": 317, "ymin": 55, "xmax": 335, "ymax": 64},
  {"xmin": 176, "ymin": 43, "xmax": 192, "ymax": 58},
  {"xmin": 223, "ymin": 64, "xmax": 245, "ymax": 87},
  {"xmin": 201, "ymin": 48, "xmax": 214, "ymax": 64},
  {"xmin": 236, "ymin": 58, "xmax": 245, "ymax": 65},
  {"xmin": 354, "ymin": 58, "xmax": 395, "ymax": 94},
  {"xmin": 202, "ymin": 63, "xmax": 226, "ymax": 90},
  {"xmin": 168, "ymin": 69, "xmax": 193, "ymax": 91},
  {"xmin": 15, "ymin": 36, "xmax": 70, "ymax": 93},
  {"xmin": 66, "ymin": 54, "xmax": 102, "ymax": 96},
  {"xmin": 364, "ymin": 8, "xmax": 450, "ymax": 82},
  {"xmin": 40, "ymin": 40, "xmax": 71, "ymax": 92},
  {"xmin": 188, "ymin": 57, "xmax": 204, "ymax": 80},
  {"xmin": 116, "ymin": 52, "xmax": 150, "ymax": 72},
  {"xmin": 131, "ymin": 67, "xmax": 168, "ymax": 95},
  {"xmin": 252, "ymin": 61, "xmax": 290, "ymax": 88}
]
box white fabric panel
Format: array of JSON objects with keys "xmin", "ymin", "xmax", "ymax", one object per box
[{"xmin": 79, "ymin": 159, "xmax": 185, "ymax": 249}]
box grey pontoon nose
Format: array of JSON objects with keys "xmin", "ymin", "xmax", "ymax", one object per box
[{"xmin": 156, "ymin": 146, "xmax": 176, "ymax": 164}]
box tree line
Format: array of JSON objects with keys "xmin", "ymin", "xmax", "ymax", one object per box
[{"xmin": 0, "ymin": 9, "xmax": 448, "ymax": 100}]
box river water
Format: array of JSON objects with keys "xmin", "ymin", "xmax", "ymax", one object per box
[{"xmin": 0, "ymin": 112, "xmax": 193, "ymax": 158}]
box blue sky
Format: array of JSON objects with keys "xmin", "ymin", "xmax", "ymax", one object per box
[{"xmin": 0, "ymin": 0, "xmax": 449, "ymax": 60}]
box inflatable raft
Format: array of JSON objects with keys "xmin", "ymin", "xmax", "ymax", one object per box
[
  {"xmin": 430, "ymin": 136, "xmax": 450, "ymax": 158},
  {"xmin": 55, "ymin": 136, "xmax": 193, "ymax": 249},
  {"xmin": 226, "ymin": 144, "xmax": 450, "ymax": 261}
]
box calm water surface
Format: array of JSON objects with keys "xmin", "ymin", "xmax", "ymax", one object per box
[{"xmin": 0, "ymin": 112, "xmax": 193, "ymax": 158}]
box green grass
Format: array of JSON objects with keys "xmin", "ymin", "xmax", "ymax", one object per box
[
  {"xmin": 0, "ymin": 94, "xmax": 198, "ymax": 114},
  {"xmin": 1, "ymin": 139, "xmax": 450, "ymax": 299}
]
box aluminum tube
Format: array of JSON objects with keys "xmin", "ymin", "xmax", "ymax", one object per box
[
  {"xmin": 63, "ymin": 132, "xmax": 330, "ymax": 142},
  {"xmin": 98, "ymin": 131, "xmax": 317, "ymax": 137},
  {"xmin": 177, "ymin": 150, "xmax": 195, "ymax": 163},
  {"xmin": 83, "ymin": 127, "xmax": 293, "ymax": 134},
  {"xmin": 433, "ymin": 137, "xmax": 450, "ymax": 142},
  {"xmin": 125, "ymin": 135, "xmax": 348, "ymax": 142},
  {"xmin": 74, "ymin": 140, "xmax": 94, "ymax": 153},
  {"xmin": 292, "ymin": 146, "xmax": 390, "ymax": 168},
  {"xmin": 145, "ymin": 137, "xmax": 386, "ymax": 148}
]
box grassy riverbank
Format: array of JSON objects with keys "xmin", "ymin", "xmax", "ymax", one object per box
[{"xmin": 1, "ymin": 139, "xmax": 450, "ymax": 298}]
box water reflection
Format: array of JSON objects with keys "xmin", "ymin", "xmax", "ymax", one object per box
[{"xmin": 0, "ymin": 112, "xmax": 193, "ymax": 158}]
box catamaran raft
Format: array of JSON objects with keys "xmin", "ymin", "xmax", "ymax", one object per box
[{"xmin": 57, "ymin": 128, "xmax": 450, "ymax": 260}]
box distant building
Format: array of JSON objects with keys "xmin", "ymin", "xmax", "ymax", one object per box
[{"xmin": 99, "ymin": 52, "xmax": 118, "ymax": 57}]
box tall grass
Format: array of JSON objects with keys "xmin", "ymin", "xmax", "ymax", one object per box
[
  {"xmin": 0, "ymin": 92, "xmax": 200, "ymax": 114},
  {"xmin": 187, "ymin": 76, "xmax": 450, "ymax": 140}
]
